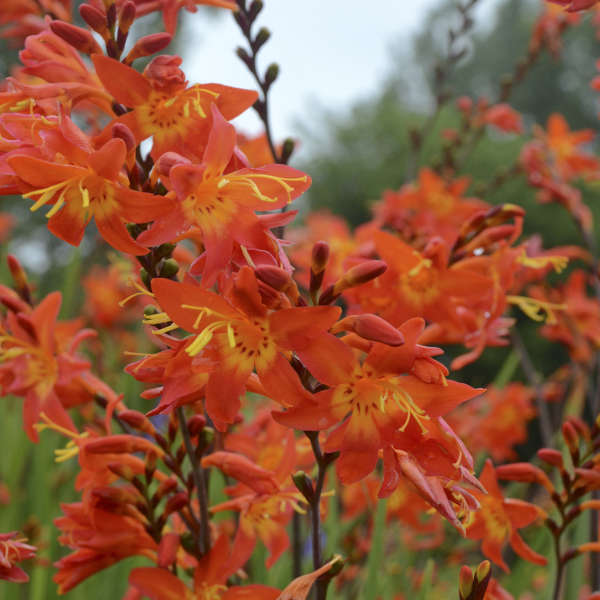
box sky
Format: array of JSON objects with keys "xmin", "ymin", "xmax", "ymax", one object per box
[{"xmin": 180, "ymin": 0, "xmax": 456, "ymax": 141}]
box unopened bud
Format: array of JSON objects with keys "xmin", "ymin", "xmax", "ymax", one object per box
[
  {"xmin": 111, "ymin": 123, "xmax": 136, "ymax": 152},
  {"xmin": 311, "ymin": 241, "xmax": 330, "ymax": 275},
  {"xmin": 143, "ymin": 304, "xmax": 159, "ymax": 317},
  {"xmin": 475, "ymin": 560, "xmax": 491, "ymax": 583},
  {"xmin": 118, "ymin": 1, "xmax": 136, "ymax": 33},
  {"xmin": 248, "ymin": 0, "xmax": 264, "ymax": 21},
  {"xmin": 107, "ymin": 462, "xmax": 136, "ymax": 480},
  {"xmin": 292, "ymin": 470, "xmax": 314, "ymax": 501},
  {"xmin": 332, "ymin": 260, "xmax": 387, "ymax": 294},
  {"xmin": 254, "ymin": 27, "xmax": 271, "ymax": 51},
  {"xmin": 332, "ymin": 314, "xmax": 404, "ymax": 346},
  {"xmin": 236, "ymin": 46, "xmax": 252, "ymax": 68},
  {"xmin": 200, "ymin": 427, "xmax": 215, "ymax": 448},
  {"xmin": 117, "ymin": 409, "xmax": 154, "ymax": 435},
  {"xmin": 280, "ymin": 137, "xmax": 295, "ymax": 164},
  {"xmin": 458, "ymin": 566, "xmax": 474, "ymax": 600},
  {"xmin": 164, "ymin": 492, "xmax": 188, "ymax": 516},
  {"xmin": 159, "ymin": 258, "xmax": 179, "ymax": 278},
  {"xmin": 125, "ymin": 33, "xmax": 172, "ymax": 64},
  {"xmin": 140, "ymin": 268, "xmax": 150, "ymax": 289},
  {"xmin": 7, "ymin": 255, "xmax": 31, "ymax": 304},
  {"xmin": 255, "ymin": 264, "xmax": 298, "ymax": 302},
  {"xmin": 562, "ymin": 421, "xmax": 580, "ymax": 458},
  {"xmin": 537, "ymin": 448, "xmax": 563, "ymax": 469},
  {"xmin": 456, "ymin": 96, "xmax": 473, "ymax": 114},
  {"xmin": 264, "ymin": 62, "xmax": 279, "ymax": 87},
  {"xmin": 157, "ymin": 532, "xmax": 179, "ymax": 567},
  {"xmin": 156, "ymin": 242, "xmax": 176, "ymax": 260},
  {"xmin": 255, "ymin": 264, "xmax": 292, "ymax": 291},
  {"xmin": 155, "ymin": 151, "xmax": 190, "ymax": 176},
  {"xmin": 86, "ymin": 434, "xmax": 162, "ymax": 456},
  {"xmin": 495, "ymin": 463, "xmax": 554, "ymax": 494},
  {"xmin": 187, "ymin": 414, "xmax": 207, "ymax": 437},
  {"xmin": 50, "ymin": 21, "xmax": 104, "ymax": 55},
  {"xmin": 154, "ymin": 477, "xmax": 178, "ymax": 500},
  {"xmin": 79, "ymin": 3, "xmax": 108, "ymax": 34}
]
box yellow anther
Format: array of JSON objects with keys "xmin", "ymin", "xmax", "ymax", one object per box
[
  {"xmin": 183, "ymin": 101, "xmax": 190, "ymax": 118},
  {"xmin": 517, "ymin": 251, "xmax": 568, "ymax": 274},
  {"xmin": 34, "ymin": 412, "xmax": 89, "ymax": 462},
  {"xmin": 380, "ymin": 386, "xmax": 429, "ymax": 433},
  {"xmin": 407, "ymin": 257, "xmax": 432, "ymax": 278},
  {"xmin": 143, "ymin": 311, "xmax": 172, "ymax": 326},
  {"xmin": 79, "ymin": 180, "xmax": 90, "ymax": 208},
  {"xmin": 507, "ymin": 295, "xmax": 566, "ymax": 325},
  {"xmin": 119, "ymin": 279, "xmax": 154, "ymax": 307}
]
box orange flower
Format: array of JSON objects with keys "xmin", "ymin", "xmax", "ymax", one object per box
[
  {"xmin": 92, "ymin": 54, "xmax": 257, "ymax": 161},
  {"xmin": 8, "ymin": 115, "xmax": 174, "ymax": 254},
  {"xmin": 138, "ymin": 106, "xmax": 310, "ymax": 283},
  {"xmin": 346, "ymin": 230, "xmax": 493, "ymax": 326},
  {"xmin": 274, "ymin": 319, "xmax": 483, "ymax": 485},
  {"xmin": 465, "ymin": 460, "xmax": 547, "ymax": 572},
  {"xmin": 148, "ymin": 268, "xmax": 338, "ymax": 427},
  {"xmin": 0, "ymin": 532, "xmax": 36, "ymax": 583}
]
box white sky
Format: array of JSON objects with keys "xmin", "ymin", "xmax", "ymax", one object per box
[{"xmin": 181, "ymin": 1, "xmax": 453, "ymax": 141}]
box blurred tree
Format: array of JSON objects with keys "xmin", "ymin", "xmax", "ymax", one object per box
[{"xmin": 300, "ymin": 0, "xmax": 600, "ymax": 228}]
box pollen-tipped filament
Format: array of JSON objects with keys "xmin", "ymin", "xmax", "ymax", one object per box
[
  {"xmin": 33, "ymin": 412, "xmax": 89, "ymax": 463},
  {"xmin": 23, "ymin": 176, "xmax": 81, "ymax": 218},
  {"xmin": 226, "ymin": 173, "xmax": 308, "ymax": 204},
  {"xmin": 380, "ymin": 385, "xmax": 430, "ymax": 433},
  {"xmin": 179, "ymin": 305, "xmax": 236, "ymax": 356}
]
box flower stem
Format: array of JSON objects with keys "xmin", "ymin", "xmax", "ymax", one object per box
[
  {"xmin": 177, "ymin": 406, "xmax": 211, "ymax": 554},
  {"xmin": 305, "ymin": 431, "xmax": 338, "ymax": 600}
]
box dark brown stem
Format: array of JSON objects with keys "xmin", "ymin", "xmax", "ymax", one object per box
[
  {"xmin": 552, "ymin": 536, "xmax": 565, "ymax": 600},
  {"xmin": 304, "ymin": 431, "xmax": 338, "ymax": 600},
  {"xmin": 233, "ymin": 0, "xmax": 283, "ymax": 165},
  {"xmin": 177, "ymin": 406, "xmax": 211, "ymax": 554},
  {"xmin": 292, "ymin": 510, "xmax": 302, "ymax": 578}
]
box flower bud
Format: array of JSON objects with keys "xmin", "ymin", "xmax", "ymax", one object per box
[
  {"xmin": 155, "ymin": 152, "xmax": 190, "ymax": 176},
  {"xmin": 117, "ymin": 409, "xmax": 155, "ymax": 435},
  {"xmin": 118, "ymin": 1, "xmax": 136, "ymax": 34},
  {"xmin": 85, "ymin": 434, "xmax": 163, "ymax": 456},
  {"xmin": 292, "ymin": 470, "xmax": 314, "ymax": 501},
  {"xmin": 7, "ymin": 255, "xmax": 31, "ymax": 304},
  {"xmin": 187, "ymin": 414, "xmax": 207, "ymax": 437},
  {"xmin": 159, "ymin": 258, "xmax": 179, "ymax": 278},
  {"xmin": 562, "ymin": 421, "xmax": 580, "ymax": 458},
  {"xmin": 537, "ymin": 448, "xmax": 563, "ymax": 469},
  {"xmin": 164, "ymin": 492, "xmax": 188, "ymax": 516},
  {"xmin": 111, "ymin": 123, "xmax": 136, "ymax": 152},
  {"xmin": 79, "ymin": 3, "xmax": 108, "ymax": 34},
  {"xmin": 154, "ymin": 477, "xmax": 178, "ymax": 500},
  {"xmin": 333, "ymin": 260, "xmax": 387, "ymax": 294},
  {"xmin": 124, "ymin": 33, "xmax": 172, "ymax": 64},
  {"xmin": 280, "ymin": 137, "xmax": 295, "ymax": 164},
  {"xmin": 50, "ymin": 21, "xmax": 104, "ymax": 55},
  {"xmin": 202, "ymin": 451, "xmax": 280, "ymax": 495},
  {"xmin": 495, "ymin": 463, "xmax": 555, "ymax": 493},
  {"xmin": 332, "ymin": 314, "xmax": 404, "ymax": 346},
  {"xmin": 253, "ymin": 27, "xmax": 271, "ymax": 51},
  {"xmin": 255, "ymin": 264, "xmax": 299, "ymax": 302},
  {"xmin": 458, "ymin": 566, "xmax": 474, "ymax": 600},
  {"xmin": 157, "ymin": 532, "xmax": 179, "ymax": 567},
  {"xmin": 264, "ymin": 62, "xmax": 279, "ymax": 87}
]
